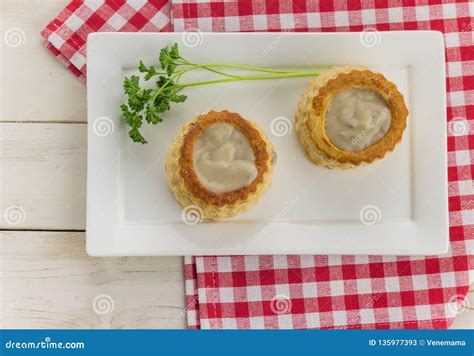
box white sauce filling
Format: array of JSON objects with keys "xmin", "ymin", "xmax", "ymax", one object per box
[
  {"xmin": 324, "ymin": 88, "xmax": 392, "ymax": 152},
  {"xmin": 193, "ymin": 123, "xmax": 258, "ymax": 193}
]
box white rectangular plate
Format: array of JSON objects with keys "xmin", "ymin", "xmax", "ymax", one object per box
[{"xmin": 86, "ymin": 32, "xmax": 448, "ymax": 256}]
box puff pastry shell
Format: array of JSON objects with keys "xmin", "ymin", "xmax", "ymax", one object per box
[
  {"xmin": 295, "ymin": 65, "xmax": 408, "ymax": 169},
  {"xmin": 165, "ymin": 110, "xmax": 275, "ymax": 220}
]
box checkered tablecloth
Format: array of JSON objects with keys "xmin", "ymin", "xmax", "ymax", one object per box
[
  {"xmin": 42, "ymin": 0, "xmax": 473, "ymax": 329},
  {"xmin": 41, "ymin": 0, "xmax": 172, "ymax": 82}
]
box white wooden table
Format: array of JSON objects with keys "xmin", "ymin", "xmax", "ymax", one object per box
[{"xmin": 0, "ymin": 0, "xmax": 472, "ymax": 329}]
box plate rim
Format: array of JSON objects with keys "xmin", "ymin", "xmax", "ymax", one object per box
[{"xmin": 86, "ymin": 31, "xmax": 448, "ymax": 256}]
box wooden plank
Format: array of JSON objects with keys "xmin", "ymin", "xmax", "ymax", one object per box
[
  {"xmin": 0, "ymin": 231, "xmax": 186, "ymax": 329},
  {"xmin": 0, "ymin": 123, "xmax": 86, "ymax": 229},
  {"xmin": 450, "ymin": 288, "xmax": 474, "ymax": 329},
  {"xmin": 0, "ymin": 230, "xmax": 471, "ymax": 329},
  {"xmin": 0, "ymin": 0, "xmax": 86, "ymax": 122}
]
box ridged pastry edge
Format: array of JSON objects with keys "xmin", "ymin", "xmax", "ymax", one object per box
[
  {"xmin": 295, "ymin": 65, "xmax": 408, "ymax": 169},
  {"xmin": 165, "ymin": 111, "xmax": 275, "ymax": 220}
]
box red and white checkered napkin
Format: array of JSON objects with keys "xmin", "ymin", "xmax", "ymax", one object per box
[
  {"xmin": 175, "ymin": 0, "xmax": 474, "ymax": 329},
  {"xmin": 42, "ymin": 0, "xmax": 473, "ymax": 329},
  {"xmin": 41, "ymin": 0, "xmax": 172, "ymax": 82}
]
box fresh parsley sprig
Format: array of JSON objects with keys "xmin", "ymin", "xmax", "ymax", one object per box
[{"xmin": 121, "ymin": 43, "xmax": 322, "ymax": 144}]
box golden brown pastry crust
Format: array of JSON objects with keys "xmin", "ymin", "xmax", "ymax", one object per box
[
  {"xmin": 165, "ymin": 110, "xmax": 275, "ymax": 220},
  {"xmin": 295, "ymin": 66, "xmax": 409, "ymax": 169}
]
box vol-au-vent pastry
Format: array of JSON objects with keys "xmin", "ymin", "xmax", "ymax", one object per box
[
  {"xmin": 165, "ymin": 110, "xmax": 275, "ymax": 220},
  {"xmin": 295, "ymin": 65, "xmax": 409, "ymax": 169}
]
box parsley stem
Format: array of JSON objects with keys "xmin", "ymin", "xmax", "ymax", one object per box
[
  {"xmin": 175, "ymin": 71, "xmax": 321, "ymax": 89},
  {"xmin": 185, "ymin": 65, "xmax": 240, "ymax": 79},
  {"xmin": 205, "ymin": 64, "xmax": 293, "ymax": 74},
  {"xmin": 179, "ymin": 57, "xmax": 293, "ymax": 74},
  {"xmin": 150, "ymin": 63, "xmax": 246, "ymax": 102}
]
